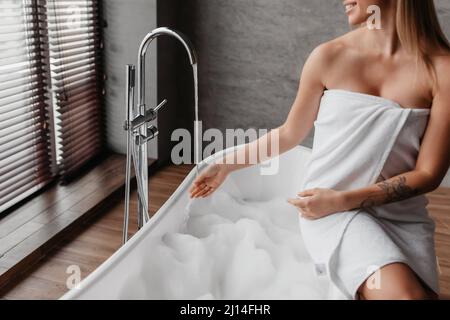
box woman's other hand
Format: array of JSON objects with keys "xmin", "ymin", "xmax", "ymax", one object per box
[
  {"xmin": 287, "ymin": 188, "xmax": 347, "ymax": 220},
  {"xmin": 189, "ymin": 164, "xmax": 229, "ymax": 198}
]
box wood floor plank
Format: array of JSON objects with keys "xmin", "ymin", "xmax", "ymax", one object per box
[
  {"xmin": 0, "ymin": 154, "xmax": 126, "ymax": 237},
  {"xmin": 0, "ymin": 222, "xmax": 43, "ymax": 256}
]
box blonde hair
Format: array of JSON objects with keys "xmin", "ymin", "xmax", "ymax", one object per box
[{"xmin": 396, "ymin": 0, "xmax": 450, "ymax": 84}]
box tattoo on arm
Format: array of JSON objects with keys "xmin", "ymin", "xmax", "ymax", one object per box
[{"xmin": 359, "ymin": 176, "xmax": 420, "ymax": 209}]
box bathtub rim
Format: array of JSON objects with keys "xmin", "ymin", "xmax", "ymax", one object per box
[{"xmin": 61, "ymin": 144, "xmax": 312, "ymax": 300}]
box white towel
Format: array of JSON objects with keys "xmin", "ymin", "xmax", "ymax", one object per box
[{"xmin": 298, "ymin": 89, "xmax": 438, "ymax": 299}]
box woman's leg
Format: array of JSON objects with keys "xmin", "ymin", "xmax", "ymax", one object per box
[{"xmin": 357, "ymin": 262, "xmax": 438, "ymax": 300}]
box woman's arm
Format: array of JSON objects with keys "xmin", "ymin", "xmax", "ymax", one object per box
[
  {"xmin": 341, "ymin": 170, "xmax": 444, "ymax": 212},
  {"xmin": 218, "ymin": 45, "xmax": 329, "ymax": 174},
  {"xmin": 190, "ymin": 44, "xmax": 332, "ymax": 198}
]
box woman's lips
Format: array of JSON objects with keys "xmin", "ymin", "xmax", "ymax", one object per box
[{"xmin": 345, "ymin": 2, "xmax": 357, "ymax": 13}]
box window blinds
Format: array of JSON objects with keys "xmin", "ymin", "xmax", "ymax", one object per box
[
  {"xmin": 0, "ymin": 0, "xmax": 53, "ymax": 212},
  {"xmin": 45, "ymin": 0, "xmax": 104, "ymax": 180}
]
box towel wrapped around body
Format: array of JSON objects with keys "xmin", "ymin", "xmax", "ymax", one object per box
[{"xmin": 299, "ymin": 89, "xmax": 439, "ymax": 299}]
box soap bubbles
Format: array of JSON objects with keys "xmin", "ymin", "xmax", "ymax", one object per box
[{"xmin": 118, "ymin": 191, "xmax": 330, "ymax": 299}]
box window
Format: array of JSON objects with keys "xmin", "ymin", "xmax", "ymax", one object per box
[
  {"xmin": 0, "ymin": 0, "xmax": 53, "ymax": 212},
  {"xmin": 45, "ymin": 0, "xmax": 104, "ymax": 179},
  {"xmin": 0, "ymin": 0, "xmax": 104, "ymax": 213}
]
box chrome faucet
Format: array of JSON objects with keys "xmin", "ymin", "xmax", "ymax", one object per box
[{"xmin": 122, "ymin": 27, "xmax": 198, "ymax": 244}]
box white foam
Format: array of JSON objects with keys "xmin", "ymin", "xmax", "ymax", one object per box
[{"xmin": 118, "ymin": 190, "xmax": 333, "ymax": 299}]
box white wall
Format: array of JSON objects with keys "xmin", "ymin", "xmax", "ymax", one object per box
[{"xmin": 103, "ymin": 0, "xmax": 158, "ymax": 159}]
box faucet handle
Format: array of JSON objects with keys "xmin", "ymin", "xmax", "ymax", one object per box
[
  {"xmin": 135, "ymin": 125, "xmax": 159, "ymax": 145},
  {"xmin": 153, "ymin": 99, "xmax": 167, "ymax": 113}
]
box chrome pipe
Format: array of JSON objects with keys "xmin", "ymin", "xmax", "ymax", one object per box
[
  {"xmin": 123, "ymin": 64, "xmax": 135, "ymax": 244},
  {"xmin": 129, "ymin": 99, "xmax": 167, "ymax": 131},
  {"xmin": 135, "ymin": 125, "xmax": 159, "ymax": 146},
  {"xmin": 130, "ymin": 141, "xmax": 151, "ymax": 223}
]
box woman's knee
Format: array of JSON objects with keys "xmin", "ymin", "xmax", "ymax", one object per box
[
  {"xmin": 358, "ymin": 262, "xmax": 434, "ymax": 300},
  {"xmin": 394, "ymin": 287, "xmax": 432, "ymax": 300},
  {"xmin": 359, "ymin": 286, "xmax": 430, "ymax": 300}
]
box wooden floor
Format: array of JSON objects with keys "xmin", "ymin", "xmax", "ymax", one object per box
[
  {"xmin": 1, "ymin": 163, "xmax": 449, "ymax": 300},
  {"xmin": 0, "ymin": 153, "xmax": 141, "ymax": 289}
]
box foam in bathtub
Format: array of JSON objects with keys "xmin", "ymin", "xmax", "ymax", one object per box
[{"xmin": 117, "ymin": 190, "xmax": 333, "ymax": 299}]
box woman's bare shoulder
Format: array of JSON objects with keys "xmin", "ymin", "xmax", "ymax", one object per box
[
  {"xmin": 309, "ymin": 29, "xmax": 362, "ymax": 61},
  {"xmin": 433, "ymin": 50, "xmax": 450, "ymax": 72},
  {"xmin": 306, "ymin": 30, "xmax": 362, "ymax": 78},
  {"xmin": 432, "ymin": 50, "xmax": 450, "ymax": 91},
  {"xmin": 308, "ymin": 38, "xmax": 346, "ymax": 65}
]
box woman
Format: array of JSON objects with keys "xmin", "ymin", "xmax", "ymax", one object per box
[{"xmin": 189, "ymin": 0, "xmax": 450, "ymax": 300}]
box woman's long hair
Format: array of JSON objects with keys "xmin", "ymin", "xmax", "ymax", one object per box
[{"xmin": 396, "ymin": 0, "xmax": 450, "ymax": 83}]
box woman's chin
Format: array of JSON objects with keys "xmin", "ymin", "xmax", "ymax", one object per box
[
  {"xmin": 345, "ymin": 8, "xmax": 368, "ymax": 26},
  {"xmin": 347, "ymin": 16, "xmax": 366, "ymax": 27}
]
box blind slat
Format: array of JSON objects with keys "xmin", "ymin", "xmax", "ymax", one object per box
[
  {"xmin": 58, "ymin": 95, "xmax": 98, "ymax": 115},
  {"xmin": 0, "ymin": 110, "xmax": 42, "ymax": 133},
  {"xmin": 60, "ymin": 116, "xmax": 100, "ymax": 142},
  {"xmin": 0, "ymin": 88, "xmax": 46, "ymax": 107},
  {"xmin": 0, "ymin": 121, "xmax": 44, "ymax": 147},
  {"xmin": 0, "ymin": 96, "xmax": 43, "ymax": 115},
  {"xmin": 0, "ymin": 142, "xmax": 47, "ymax": 169},
  {"xmin": 60, "ymin": 140, "xmax": 101, "ymax": 174},
  {"xmin": 54, "ymin": 77, "xmax": 98, "ymax": 96},
  {"xmin": 0, "ymin": 169, "xmax": 51, "ymax": 202},
  {"xmin": 0, "ymin": 133, "xmax": 45, "ymax": 162},
  {"xmin": 0, "ymin": 145, "xmax": 47, "ymax": 177}
]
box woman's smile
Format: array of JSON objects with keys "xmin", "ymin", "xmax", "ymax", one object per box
[{"xmin": 344, "ymin": 1, "xmax": 357, "ymax": 14}]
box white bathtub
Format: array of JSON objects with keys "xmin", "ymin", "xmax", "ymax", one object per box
[{"xmin": 62, "ymin": 145, "xmax": 343, "ymax": 300}]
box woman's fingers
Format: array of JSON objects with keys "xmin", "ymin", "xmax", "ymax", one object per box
[
  {"xmin": 190, "ymin": 176, "xmax": 205, "ymax": 189},
  {"xmin": 193, "ymin": 183, "xmax": 217, "ymax": 198},
  {"xmin": 190, "ymin": 183, "xmax": 211, "ymax": 198},
  {"xmin": 189, "ymin": 184, "xmax": 200, "ymax": 195},
  {"xmin": 191, "ymin": 187, "xmax": 206, "ymax": 198},
  {"xmin": 196, "ymin": 187, "xmax": 212, "ymax": 198},
  {"xmin": 201, "ymin": 187, "xmax": 215, "ymax": 198},
  {"xmin": 298, "ymin": 189, "xmax": 315, "ymax": 197},
  {"xmin": 190, "ymin": 183, "xmax": 205, "ymax": 198},
  {"xmin": 287, "ymin": 198, "xmax": 316, "ymax": 219},
  {"xmin": 189, "ymin": 182, "xmax": 203, "ymax": 194},
  {"xmin": 287, "ymin": 197, "xmax": 306, "ymax": 209}
]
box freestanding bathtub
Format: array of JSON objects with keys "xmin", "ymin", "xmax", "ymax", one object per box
[{"xmin": 62, "ymin": 145, "xmax": 343, "ymax": 300}]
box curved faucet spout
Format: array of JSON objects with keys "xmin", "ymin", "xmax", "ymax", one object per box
[
  {"xmin": 139, "ymin": 27, "xmax": 197, "ymax": 65},
  {"xmin": 137, "ymin": 27, "xmax": 197, "ymax": 107}
]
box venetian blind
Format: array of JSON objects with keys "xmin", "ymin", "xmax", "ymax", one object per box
[
  {"xmin": 0, "ymin": 0, "xmax": 53, "ymax": 212},
  {"xmin": 44, "ymin": 0, "xmax": 104, "ymax": 179}
]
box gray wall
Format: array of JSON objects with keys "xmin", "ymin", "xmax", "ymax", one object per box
[
  {"xmin": 437, "ymin": 0, "xmax": 450, "ymax": 36},
  {"xmin": 103, "ymin": 0, "xmax": 158, "ymax": 159}
]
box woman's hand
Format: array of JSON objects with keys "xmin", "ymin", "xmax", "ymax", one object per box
[
  {"xmin": 189, "ymin": 163, "xmax": 229, "ymax": 198},
  {"xmin": 287, "ymin": 188, "xmax": 347, "ymax": 220}
]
